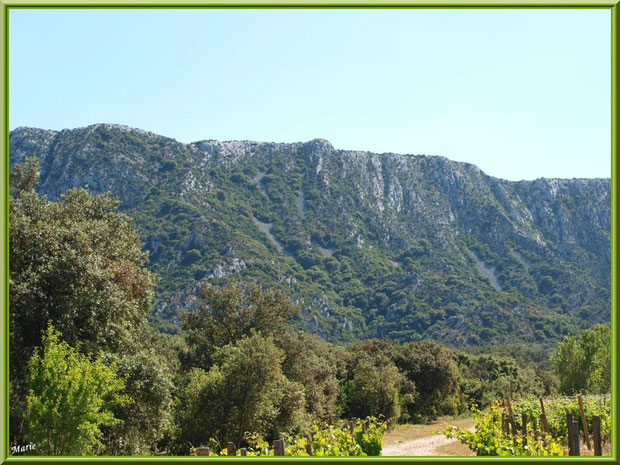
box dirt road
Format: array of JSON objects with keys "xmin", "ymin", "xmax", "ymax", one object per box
[
  {"xmin": 382, "ymin": 418, "xmax": 475, "ymax": 456},
  {"xmin": 382, "ymin": 431, "xmax": 466, "ymax": 456}
]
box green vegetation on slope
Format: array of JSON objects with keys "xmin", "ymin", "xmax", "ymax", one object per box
[{"xmin": 9, "ymin": 125, "xmax": 610, "ymax": 345}]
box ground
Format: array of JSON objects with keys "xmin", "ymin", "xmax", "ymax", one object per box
[{"xmin": 382, "ymin": 417, "xmax": 475, "ymax": 456}]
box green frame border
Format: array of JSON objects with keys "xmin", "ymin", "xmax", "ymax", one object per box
[{"xmin": 0, "ymin": 2, "xmax": 618, "ymax": 463}]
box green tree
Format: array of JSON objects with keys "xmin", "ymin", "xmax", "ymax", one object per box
[
  {"xmin": 176, "ymin": 332, "xmax": 301, "ymax": 449},
  {"xmin": 10, "ymin": 158, "xmax": 153, "ymax": 373},
  {"xmin": 343, "ymin": 355, "xmax": 404, "ymax": 423},
  {"xmin": 275, "ymin": 330, "xmax": 340, "ymax": 424},
  {"xmin": 552, "ymin": 324, "xmax": 610, "ymax": 394},
  {"xmin": 10, "ymin": 158, "xmax": 167, "ymax": 450},
  {"xmin": 181, "ymin": 283, "xmax": 299, "ymax": 369},
  {"xmin": 24, "ymin": 326, "xmax": 128, "ymax": 455},
  {"xmin": 395, "ymin": 340, "xmax": 461, "ymax": 421},
  {"xmin": 101, "ymin": 347, "xmax": 176, "ymax": 455}
]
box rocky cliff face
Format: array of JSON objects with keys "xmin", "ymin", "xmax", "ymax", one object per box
[{"xmin": 9, "ymin": 124, "xmax": 611, "ymax": 345}]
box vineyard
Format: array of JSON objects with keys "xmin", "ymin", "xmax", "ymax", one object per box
[
  {"xmin": 189, "ymin": 417, "xmax": 387, "ymax": 456},
  {"xmin": 443, "ymin": 395, "xmax": 611, "ymax": 456}
]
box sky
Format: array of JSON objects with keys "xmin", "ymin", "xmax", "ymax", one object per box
[{"xmin": 9, "ymin": 9, "xmax": 611, "ymax": 181}]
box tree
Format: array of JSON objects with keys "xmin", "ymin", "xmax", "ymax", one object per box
[
  {"xmin": 175, "ymin": 332, "xmax": 301, "ymax": 449},
  {"xmin": 395, "ymin": 340, "xmax": 461, "ymax": 421},
  {"xmin": 181, "ymin": 283, "xmax": 299, "ymax": 369},
  {"xmin": 10, "ymin": 158, "xmax": 154, "ymax": 374},
  {"xmin": 10, "ymin": 158, "xmax": 163, "ymax": 449},
  {"xmin": 24, "ymin": 326, "xmax": 128, "ymax": 455},
  {"xmin": 552, "ymin": 324, "xmax": 610, "ymax": 394},
  {"xmin": 100, "ymin": 347, "xmax": 175, "ymax": 455},
  {"xmin": 343, "ymin": 355, "xmax": 405, "ymax": 423},
  {"xmin": 275, "ymin": 330, "xmax": 340, "ymax": 424}
]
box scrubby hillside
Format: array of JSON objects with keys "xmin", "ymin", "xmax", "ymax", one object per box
[{"xmin": 9, "ymin": 124, "xmax": 611, "ymax": 345}]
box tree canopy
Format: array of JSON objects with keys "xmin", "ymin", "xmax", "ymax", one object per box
[
  {"xmin": 552, "ymin": 324, "xmax": 610, "ymax": 394},
  {"xmin": 10, "ymin": 158, "xmax": 153, "ymax": 375},
  {"xmin": 25, "ymin": 326, "xmax": 128, "ymax": 455}
]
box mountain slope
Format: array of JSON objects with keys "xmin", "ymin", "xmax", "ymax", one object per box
[{"xmin": 9, "ymin": 124, "xmax": 611, "ymax": 345}]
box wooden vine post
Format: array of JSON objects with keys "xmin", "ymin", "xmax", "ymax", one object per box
[
  {"xmin": 273, "ymin": 439, "xmax": 286, "ymax": 456},
  {"xmin": 227, "ymin": 442, "xmax": 236, "ymax": 456},
  {"xmin": 506, "ymin": 399, "xmax": 517, "ymax": 439},
  {"xmin": 577, "ymin": 394, "xmax": 592, "ymax": 450},
  {"xmin": 592, "ymin": 415, "xmax": 602, "ymax": 456},
  {"xmin": 567, "ymin": 413, "xmax": 580, "ymax": 456},
  {"xmin": 539, "ymin": 397, "xmax": 550, "ymax": 434},
  {"xmin": 195, "ymin": 447, "xmax": 210, "ymax": 456}
]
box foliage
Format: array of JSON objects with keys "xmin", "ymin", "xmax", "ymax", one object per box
[
  {"xmin": 181, "ymin": 283, "xmax": 299, "ymax": 369},
  {"xmin": 444, "ymin": 396, "xmax": 612, "ymax": 457},
  {"xmin": 100, "ymin": 348, "xmax": 176, "ymax": 455},
  {"xmin": 275, "ymin": 329, "xmax": 340, "ymax": 424},
  {"xmin": 342, "ymin": 356, "xmax": 404, "ymax": 423},
  {"xmin": 510, "ymin": 396, "xmax": 611, "ymax": 442},
  {"xmin": 456, "ymin": 351, "xmax": 552, "ymax": 409},
  {"xmin": 9, "ymin": 158, "xmax": 154, "ymax": 376},
  {"xmin": 9, "ymin": 158, "xmax": 173, "ymax": 452},
  {"xmin": 552, "ymin": 324, "xmax": 611, "ymax": 394},
  {"xmin": 197, "ymin": 417, "xmax": 387, "ymax": 457},
  {"xmin": 443, "ymin": 404, "xmax": 564, "ymax": 456},
  {"xmin": 395, "ymin": 340, "xmax": 460, "ymax": 420},
  {"xmin": 175, "ymin": 332, "xmax": 302, "ymax": 449},
  {"xmin": 24, "ymin": 326, "xmax": 128, "ymax": 455}
]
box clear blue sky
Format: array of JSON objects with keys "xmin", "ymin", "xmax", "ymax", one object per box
[{"xmin": 9, "ymin": 9, "xmax": 611, "ymax": 181}]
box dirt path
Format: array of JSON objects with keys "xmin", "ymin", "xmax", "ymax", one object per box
[
  {"xmin": 382, "ymin": 418, "xmax": 475, "ymax": 457},
  {"xmin": 383, "ymin": 431, "xmax": 464, "ymax": 456}
]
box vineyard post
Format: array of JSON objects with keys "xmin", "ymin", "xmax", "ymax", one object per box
[
  {"xmin": 227, "ymin": 442, "xmax": 236, "ymax": 456},
  {"xmin": 572, "ymin": 420, "xmax": 580, "ymax": 456},
  {"xmin": 592, "ymin": 415, "xmax": 602, "ymax": 456},
  {"xmin": 567, "ymin": 414, "xmax": 580, "ymax": 456},
  {"xmin": 510, "ymin": 416, "xmax": 518, "ymax": 439},
  {"xmin": 505, "ymin": 398, "xmax": 517, "ymax": 438},
  {"xmin": 305, "ymin": 443, "xmax": 313, "ymax": 456},
  {"xmin": 567, "ymin": 413, "xmax": 575, "ymax": 455},
  {"xmin": 274, "ymin": 439, "xmax": 286, "ymax": 456},
  {"xmin": 577, "ymin": 394, "xmax": 592, "ymax": 450},
  {"xmin": 538, "ymin": 398, "xmax": 549, "ymax": 433},
  {"xmin": 195, "ymin": 447, "xmax": 210, "ymax": 456},
  {"xmin": 540, "ymin": 413, "xmax": 550, "ymax": 435},
  {"xmin": 240, "ymin": 448, "xmax": 247, "ymax": 456},
  {"xmin": 521, "ymin": 412, "xmax": 527, "ymax": 443},
  {"xmin": 532, "ymin": 417, "xmax": 538, "ymax": 440}
]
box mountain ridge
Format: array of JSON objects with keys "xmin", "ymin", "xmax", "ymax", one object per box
[{"xmin": 9, "ymin": 124, "xmax": 611, "ymax": 346}]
